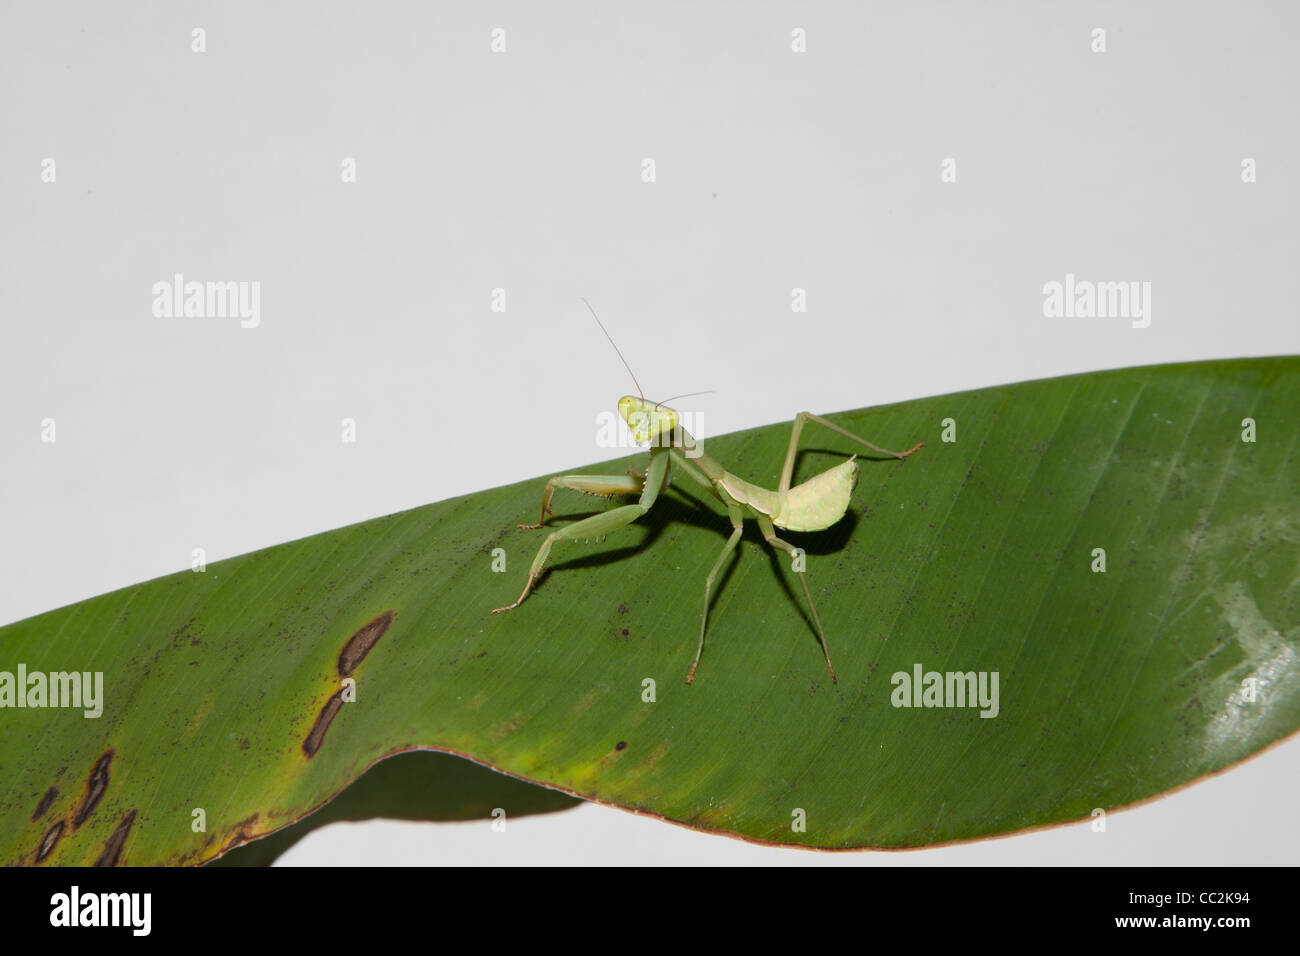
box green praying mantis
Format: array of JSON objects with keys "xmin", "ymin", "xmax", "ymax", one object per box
[{"xmin": 492, "ymin": 302, "xmax": 924, "ymax": 684}]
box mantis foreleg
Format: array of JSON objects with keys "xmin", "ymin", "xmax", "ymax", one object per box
[
  {"xmin": 492, "ymin": 448, "xmax": 670, "ymax": 614},
  {"xmin": 518, "ymin": 473, "xmax": 645, "ymax": 529},
  {"xmin": 668, "ymin": 449, "xmax": 715, "ymax": 492}
]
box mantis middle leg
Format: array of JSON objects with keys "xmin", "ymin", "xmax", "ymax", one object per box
[
  {"xmin": 757, "ymin": 514, "xmax": 837, "ymax": 683},
  {"xmin": 686, "ymin": 503, "xmax": 746, "ymax": 685}
]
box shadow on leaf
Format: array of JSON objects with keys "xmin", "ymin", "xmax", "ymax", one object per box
[{"xmin": 209, "ymin": 750, "xmax": 582, "ymax": 866}]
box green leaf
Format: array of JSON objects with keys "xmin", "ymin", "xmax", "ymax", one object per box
[{"xmin": 2, "ymin": 357, "xmax": 1296, "ymax": 863}]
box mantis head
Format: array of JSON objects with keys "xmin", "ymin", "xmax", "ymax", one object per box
[
  {"xmin": 618, "ymin": 396, "xmax": 679, "ymax": 445},
  {"xmin": 584, "ymin": 301, "xmax": 693, "ymax": 446}
]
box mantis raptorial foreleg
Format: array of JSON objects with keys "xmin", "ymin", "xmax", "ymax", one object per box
[
  {"xmin": 779, "ymin": 411, "xmax": 923, "ymax": 493},
  {"xmin": 518, "ymin": 473, "xmax": 645, "ymax": 529},
  {"xmin": 757, "ymin": 515, "xmax": 836, "ymax": 682},
  {"xmin": 668, "ymin": 449, "xmax": 714, "ymax": 491},
  {"xmin": 492, "ymin": 448, "xmax": 670, "ymax": 614}
]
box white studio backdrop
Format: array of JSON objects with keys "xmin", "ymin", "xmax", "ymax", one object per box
[{"xmin": 1, "ymin": 2, "xmax": 1297, "ymax": 865}]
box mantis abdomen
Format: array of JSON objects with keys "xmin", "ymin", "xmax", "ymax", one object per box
[{"xmin": 720, "ymin": 458, "xmax": 860, "ymax": 533}]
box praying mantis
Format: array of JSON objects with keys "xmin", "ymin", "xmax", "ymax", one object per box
[{"xmin": 492, "ymin": 302, "xmax": 924, "ymax": 684}]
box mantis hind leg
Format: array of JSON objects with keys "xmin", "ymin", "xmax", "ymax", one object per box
[
  {"xmin": 687, "ymin": 505, "xmax": 745, "ymax": 685},
  {"xmin": 779, "ymin": 411, "xmax": 923, "ymax": 494},
  {"xmin": 493, "ymin": 449, "xmax": 670, "ymax": 614},
  {"xmin": 757, "ymin": 516, "xmax": 837, "ymax": 683}
]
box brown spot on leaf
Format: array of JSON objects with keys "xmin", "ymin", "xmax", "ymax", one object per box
[
  {"xmin": 73, "ymin": 750, "xmax": 113, "ymax": 828},
  {"xmin": 302, "ymin": 689, "xmax": 346, "ymax": 758},
  {"xmin": 94, "ymin": 810, "xmax": 137, "ymax": 867},
  {"xmin": 338, "ymin": 610, "xmax": 393, "ymax": 676},
  {"xmin": 35, "ymin": 820, "xmax": 64, "ymax": 863},
  {"xmin": 32, "ymin": 787, "xmax": 58, "ymax": 821}
]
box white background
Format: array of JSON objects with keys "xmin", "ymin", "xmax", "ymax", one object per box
[{"xmin": 2, "ymin": 2, "xmax": 1297, "ymax": 864}]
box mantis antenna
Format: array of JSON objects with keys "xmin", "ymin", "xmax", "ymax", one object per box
[
  {"xmin": 655, "ymin": 389, "xmax": 715, "ymax": 410},
  {"xmin": 581, "ymin": 298, "xmax": 644, "ymax": 401}
]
